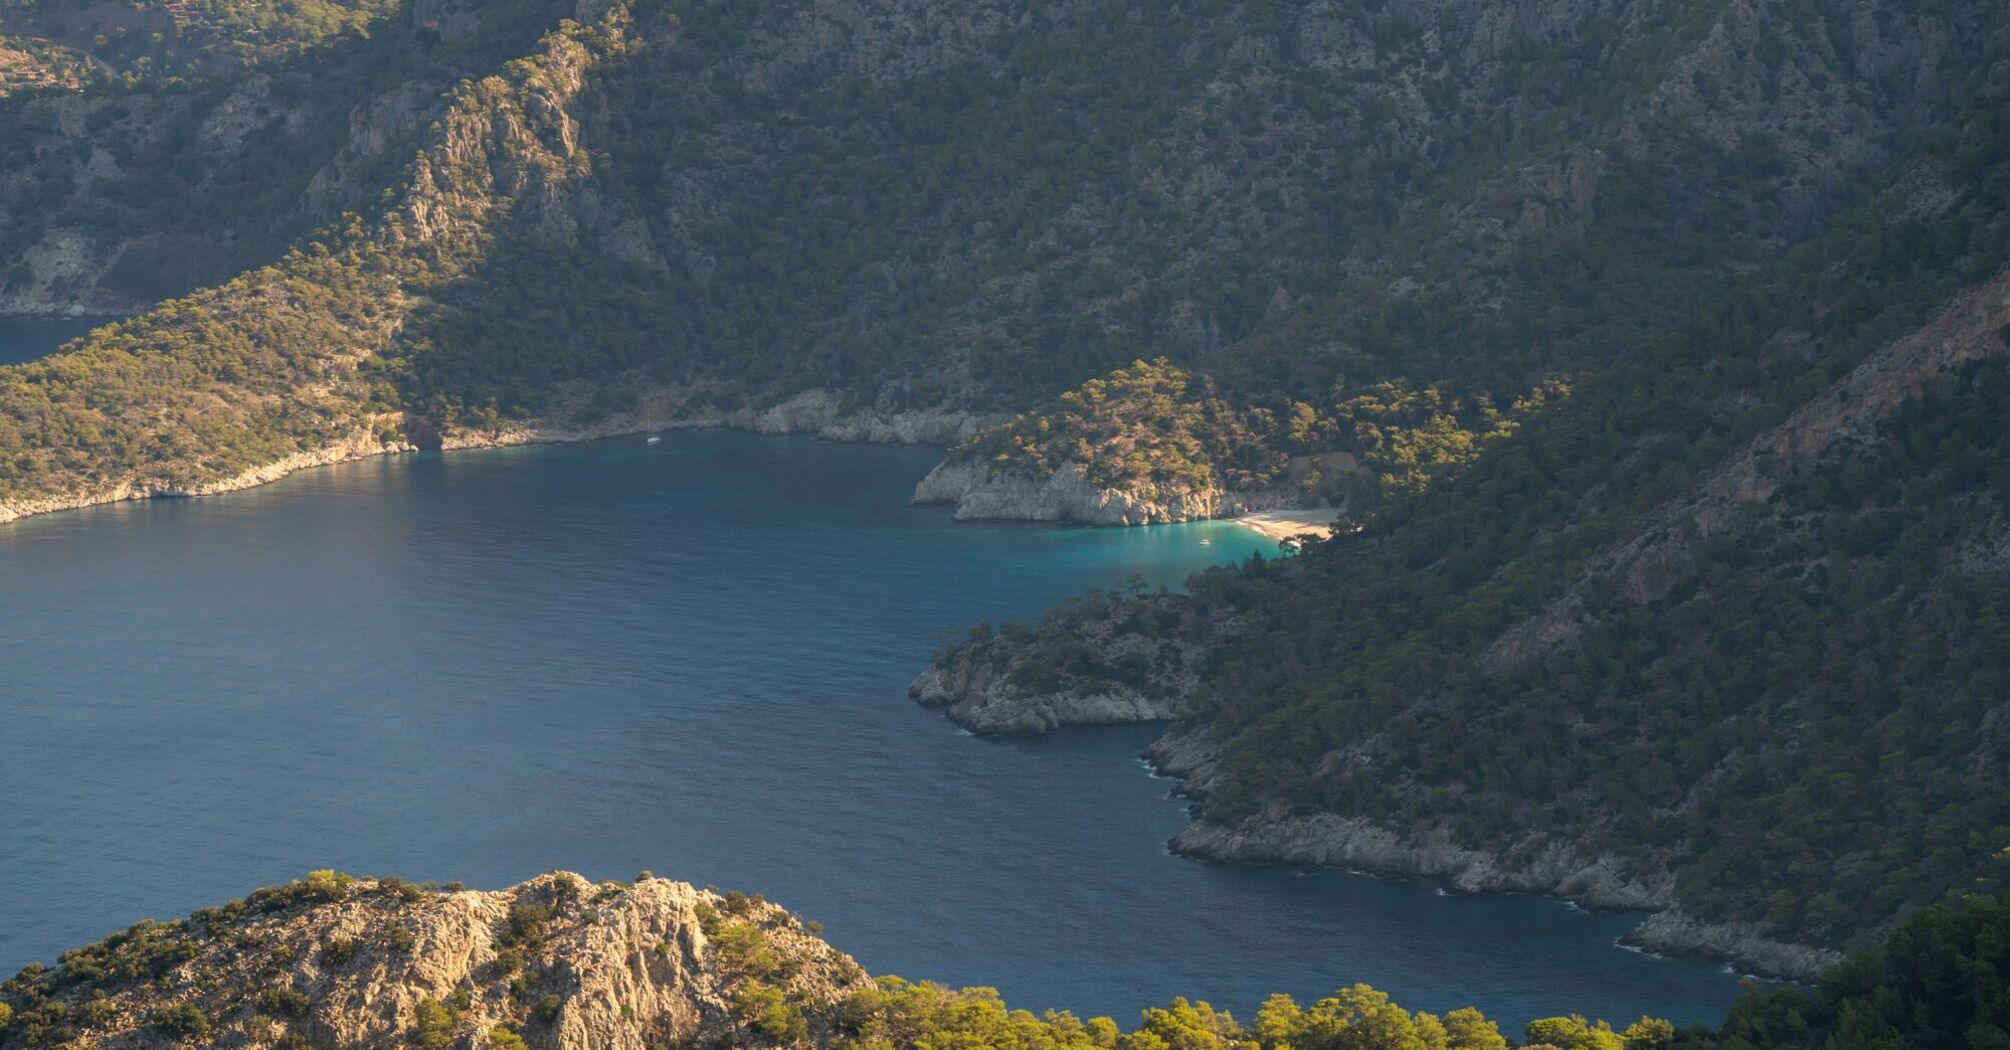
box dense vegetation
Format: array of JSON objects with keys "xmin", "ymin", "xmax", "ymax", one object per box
[
  {"xmin": 940, "ymin": 78, "xmax": 2010, "ymax": 953},
  {"xmin": 1677, "ymin": 891, "xmax": 2010, "ymax": 1050},
  {"xmin": 956, "ymin": 357, "xmax": 1563, "ymax": 504}
]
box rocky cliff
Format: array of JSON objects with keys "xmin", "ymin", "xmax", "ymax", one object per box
[{"xmin": 0, "ymin": 872, "xmax": 865, "ymax": 1050}]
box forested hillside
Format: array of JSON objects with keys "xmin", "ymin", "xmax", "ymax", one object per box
[
  {"xmin": 920, "ymin": 82, "xmax": 2010, "ymax": 973},
  {"xmin": 2, "ymin": 0, "xmax": 2006, "ymax": 522}
]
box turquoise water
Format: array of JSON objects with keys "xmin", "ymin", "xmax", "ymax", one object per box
[
  {"xmin": 0, "ymin": 432, "xmax": 1743, "ymax": 1031},
  {"xmin": 0, "ymin": 316, "xmax": 113, "ymax": 364}
]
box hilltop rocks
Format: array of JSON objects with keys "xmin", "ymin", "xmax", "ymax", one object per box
[{"xmin": 0, "ymin": 872, "xmax": 866, "ymax": 1050}]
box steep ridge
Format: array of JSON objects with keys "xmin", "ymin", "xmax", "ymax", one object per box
[
  {"xmin": 0, "ymin": 1, "xmax": 623, "ymax": 522},
  {"xmin": 1483, "ymin": 270, "xmax": 2010, "ymax": 671},
  {"xmin": 901, "ymin": 0, "xmax": 2010, "ymax": 523}
]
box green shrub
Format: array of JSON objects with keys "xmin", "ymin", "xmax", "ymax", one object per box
[
  {"xmin": 733, "ymin": 981, "xmax": 805, "ymax": 1043},
  {"xmin": 414, "ymin": 996, "xmax": 456, "ymax": 1048},
  {"xmin": 259, "ymin": 987, "xmax": 311, "ymax": 1019},
  {"xmin": 156, "ymin": 1003, "xmax": 209, "ymax": 1039}
]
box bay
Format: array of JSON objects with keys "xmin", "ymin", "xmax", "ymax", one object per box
[{"xmin": 0, "ymin": 432, "xmax": 1742, "ymax": 1032}]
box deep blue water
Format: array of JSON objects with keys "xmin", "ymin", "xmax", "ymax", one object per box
[
  {"xmin": 0, "ymin": 316, "xmax": 114, "ymax": 364},
  {"xmin": 0, "ymin": 433, "xmax": 1744, "ymax": 1032}
]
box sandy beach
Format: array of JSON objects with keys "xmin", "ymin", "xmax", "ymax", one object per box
[{"xmin": 1234, "ymin": 508, "xmax": 1340, "ymax": 541}]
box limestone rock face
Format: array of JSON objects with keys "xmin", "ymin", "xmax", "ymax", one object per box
[{"xmin": 0, "ymin": 873, "xmax": 868, "ymax": 1050}]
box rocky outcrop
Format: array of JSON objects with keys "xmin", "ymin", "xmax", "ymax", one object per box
[
  {"xmin": 911, "ymin": 460, "xmax": 1291, "ymax": 526},
  {"xmin": 0, "ymin": 872, "xmax": 866, "ymax": 1050}
]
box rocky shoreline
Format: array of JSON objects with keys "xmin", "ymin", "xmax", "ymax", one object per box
[
  {"xmin": 906, "ymin": 628, "xmax": 1850, "ymax": 985},
  {"xmin": 1166, "ymin": 812, "xmax": 1842, "ymax": 981},
  {"xmin": 1144, "ymin": 733, "xmax": 1846, "ymax": 982},
  {"xmin": 0, "ymin": 385, "xmax": 1004, "ymax": 526}
]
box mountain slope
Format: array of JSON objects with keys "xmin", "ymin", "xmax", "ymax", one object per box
[
  {"xmin": 0, "ymin": 0, "xmax": 570, "ymax": 315},
  {"xmin": 0, "ymin": 1, "xmax": 634, "ymax": 521},
  {"xmin": 2, "ymin": 0, "xmax": 2006, "ymax": 523},
  {"xmin": 915, "ymin": 83, "xmax": 2010, "ymax": 975}
]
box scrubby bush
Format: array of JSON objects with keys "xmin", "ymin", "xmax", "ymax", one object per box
[
  {"xmin": 156, "ymin": 1002, "xmax": 209, "ymax": 1039},
  {"xmin": 414, "ymin": 996, "xmax": 456, "ymax": 1048}
]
